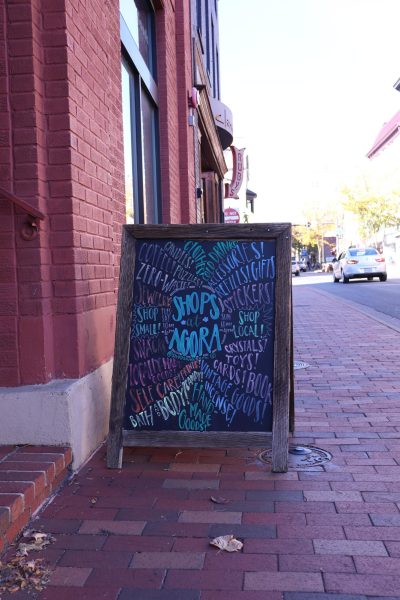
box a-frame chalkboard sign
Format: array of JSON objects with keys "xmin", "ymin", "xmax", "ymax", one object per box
[{"xmin": 107, "ymin": 223, "xmax": 292, "ymax": 472}]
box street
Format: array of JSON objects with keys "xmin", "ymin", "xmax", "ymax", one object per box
[{"xmin": 293, "ymin": 268, "xmax": 400, "ymax": 325}]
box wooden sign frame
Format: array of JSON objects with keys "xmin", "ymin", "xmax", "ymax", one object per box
[{"xmin": 107, "ymin": 223, "xmax": 292, "ymax": 472}]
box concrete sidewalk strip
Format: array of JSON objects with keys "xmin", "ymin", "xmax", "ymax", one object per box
[
  {"xmin": 2, "ymin": 283, "xmax": 400, "ymax": 598},
  {"xmin": 304, "ymin": 491, "xmax": 363, "ymax": 502},
  {"xmin": 48, "ymin": 566, "xmax": 92, "ymax": 587},
  {"xmin": 244, "ymin": 571, "xmax": 324, "ymax": 592},
  {"xmin": 78, "ymin": 519, "xmax": 146, "ymax": 535},
  {"xmin": 313, "ymin": 539, "xmax": 388, "ymax": 556},
  {"xmin": 163, "ymin": 478, "xmax": 219, "ymax": 489},
  {"xmin": 130, "ymin": 551, "xmax": 205, "ymax": 569},
  {"xmin": 324, "ymin": 572, "xmax": 400, "ymax": 596},
  {"xmin": 178, "ymin": 510, "xmax": 242, "ymax": 523}
]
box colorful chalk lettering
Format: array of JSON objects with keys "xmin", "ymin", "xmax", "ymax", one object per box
[{"xmin": 123, "ymin": 239, "xmax": 276, "ymax": 432}]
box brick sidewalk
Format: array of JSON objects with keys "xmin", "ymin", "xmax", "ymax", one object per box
[
  {"xmin": 0, "ymin": 446, "xmax": 72, "ymax": 554},
  {"xmin": 2, "ymin": 284, "xmax": 400, "ymax": 599}
]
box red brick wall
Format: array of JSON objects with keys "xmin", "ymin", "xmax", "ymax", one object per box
[
  {"xmin": 54, "ymin": 0, "xmax": 124, "ymax": 377},
  {"xmin": 0, "ymin": 0, "xmax": 124, "ymax": 385},
  {"xmin": 175, "ymin": 0, "xmax": 196, "ymax": 223},
  {"xmin": 156, "ymin": 0, "xmax": 181, "ymax": 224},
  {"xmin": 0, "ymin": 0, "xmax": 55, "ymax": 385},
  {"xmin": 0, "ymin": 2, "xmax": 18, "ymax": 384},
  {"xmin": 0, "ymin": 0, "xmax": 195, "ymax": 387},
  {"xmin": 156, "ymin": 0, "xmax": 195, "ymax": 224}
]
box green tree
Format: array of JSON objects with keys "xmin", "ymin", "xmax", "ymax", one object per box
[
  {"xmin": 341, "ymin": 186, "xmax": 400, "ymax": 240},
  {"xmin": 294, "ymin": 199, "xmax": 338, "ymax": 262},
  {"xmin": 292, "ymin": 225, "xmax": 317, "ymax": 255}
]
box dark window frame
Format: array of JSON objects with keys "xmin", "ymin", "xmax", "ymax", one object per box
[
  {"xmin": 205, "ymin": 0, "xmax": 210, "ymax": 75},
  {"xmin": 120, "ymin": 0, "xmax": 162, "ymax": 225},
  {"xmin": 196, "ymin": 0, "xmax": 202, "ymax": 34}
]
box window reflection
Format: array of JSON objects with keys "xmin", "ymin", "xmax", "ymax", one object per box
[
  {"xmin": 120, "ymin": 0, "xmax": 155, "ymax": 75},
  {"xmin": 121, "ymin": 58, "xmax": 160, "ymax": 224},
  {"xmin": 121, "ymin": 62, "xmax": 135, "ymax": 224},
  {"xmin": 141, "ymin": 88, "xmax": 157, "ymax": 223}
]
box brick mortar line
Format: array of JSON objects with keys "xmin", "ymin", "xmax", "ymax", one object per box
[
  {"xmin": 30, "ymin": 468, "xmax": 74, "ymax": 521},
  {"xmin": 0, "ymin": 446, "xmax": 21, "ymax": 465},
  {"xmin": 0, "ymin": 469, "xmax": 49, "ymax": 487},
  {"xmin": 308, "ymin": 287, "xmax": 400, "ymax": 334},
  {"xmin": 0, "ymin": 466, "xmax": 73, "ymax": 552}
]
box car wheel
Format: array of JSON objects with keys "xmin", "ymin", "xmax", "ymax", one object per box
[
  {"xmin": 367, "ymin": 277, "xmax": 373, "ymax": 281},
  {"xmin": 379, "ymin": 274, "xmax": 387, "ymax": 282},
  {"xmin": 295, "ymin": 271, "xmax": 300, "ymax": 276},
  {"xmin": 333, "ymin": 272, "xmax": 339, "ymax": 283},
  {"xmin": 341, "ymin": 271, "xmax": 349, "ymax": 284}
]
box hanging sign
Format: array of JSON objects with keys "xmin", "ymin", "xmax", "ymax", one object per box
[{"xmin": 225, "ymin": 147, "xmax": 245, "ymax": 198}]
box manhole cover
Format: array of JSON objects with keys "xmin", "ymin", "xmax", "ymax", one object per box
[
  {"xmin": 257, "ymin": 445, "xmax": 332, "ymax": 470},
  {"xmin": 294, "ymin": 360, "xmax": 310, "ymax": 370}
]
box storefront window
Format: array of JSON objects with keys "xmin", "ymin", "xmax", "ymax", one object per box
[
  {"xmin": 120, "ymin": 0, "xmax": 160, "ymax": 224},
  {"xmin": 121, "ymin": 64, "xmax": 135, "ymax": 223},
  {"xmin": 141, "ymin": 88, "xmax": 158, "ymax": 223},
  {"xmin": 121, "ymin": 57, "xmax": 160, "ymax": 224},
  {"xmin": 120, "ymin": 0, "xmax": 156, "ymax": 77}
]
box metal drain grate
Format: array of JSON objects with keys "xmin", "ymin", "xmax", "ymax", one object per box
[
  {"xmin": 294, "ymin": 360, "xmax": 310, "ymax": 370},
  {"xmin": 257, "ymin": 445, "xmax": 333, "ymax": 470}
]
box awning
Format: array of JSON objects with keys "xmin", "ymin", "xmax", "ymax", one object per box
[{"xmin": 367, "ymin": 110, "xmax": 400, "ymax": 158}]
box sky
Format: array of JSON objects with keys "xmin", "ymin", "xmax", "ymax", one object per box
[{"xmin": 218, "ymin": 0, "xmax": 400, "ymax": 223}]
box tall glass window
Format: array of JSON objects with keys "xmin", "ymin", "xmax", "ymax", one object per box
[
  {"xmin": 120, "ymin": 0, "xmax": 161, "ymax": 224},
  {"xmin": 196, "ymin": 0, "xmax": 202, "ymax": 33},
  {"xmin": 140, "ymin": 88, "xmax": 159, "ymax": 223},
  {"xmin": 205, "ymin": 0, "xmax": 210, "ymax": 74},
  {"xmin": 120, "ymin": 0, "xmax": 156, "ymax": 76},
  {"xmin": 121, "ymin": 64, "xmax": 136, "ymax": 223}
]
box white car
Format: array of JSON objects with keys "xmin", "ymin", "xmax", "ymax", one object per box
[
  {"xmin": 332, "ymin": 247, "xmax": 387, "ymax": 283},
  {"xmin": 299, "ymin": 258, "xmax": 308, "ymax": 272},
  {"xmin": 291, "ymin": 258, "xmax": 300, "ymax": 276}
]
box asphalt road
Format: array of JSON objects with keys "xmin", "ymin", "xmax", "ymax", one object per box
[{"xmin": 292, "ymin": 268, "xmax": 400, "ymax": 326}]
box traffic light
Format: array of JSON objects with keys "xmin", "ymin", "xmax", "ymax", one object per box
[{"xmin": 306, "ymin": 221, "xmax": 311, "ymax": 228}]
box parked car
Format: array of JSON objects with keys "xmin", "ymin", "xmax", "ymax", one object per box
[
  {"xmin": 322, "ymin": 256, "xmax": 335, "ymax": 272},
  {"xmin": 299, "ymin": 258, "xmax": 308, "ymax": 272},
  {"xmin": 332, "ymin": 247, "xmax": 387, "ymax": 283},
  {"xmin": 291, "ymin": 258, "xmax": 300, "ymax": 276}
]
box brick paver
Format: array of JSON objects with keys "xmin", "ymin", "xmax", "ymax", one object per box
[{"xmin": 2, "ymin": 282, "xmax": 400, "ymax": 598}]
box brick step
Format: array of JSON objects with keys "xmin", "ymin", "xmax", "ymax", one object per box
[{"xmin": 0, "ymin": 445, "xmax": 72, "ymax": 554}]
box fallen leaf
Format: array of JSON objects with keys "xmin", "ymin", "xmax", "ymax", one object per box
[
  {"xmin": 0, "ymin": 556, "xmax": 50, "ymax": 594},
  {"xmin": 210, "ymin": 496, "xmax": 230, "ymax": 504},
  {"xmin": 23, "ymin": 528, "xmax": 33, "ymax": 537},
  {"xmin": 16, "ymin": 531, "xmax": 55, "ymax": 556},
  {"xmin": 210, "ymin": 535, "xmax": 243, "ymax": 552},
  {"xmin": 32, "ymin": 533, "xmax": 49, "ymax": 544},
  {"xmin": 17, "ymin": 544, "xmax": 29, "ymax": 557}
]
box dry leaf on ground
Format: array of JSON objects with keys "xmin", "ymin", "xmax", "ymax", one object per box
[
  {"xmin": 17, "ymin": 531, "xmax": 56, "ymax": 556},
  {"xmin": 210, "ymin": 496, "xmax": 230, "ymax": 504},
  {"xmin": 0, "ymin": 557, "xmax": 50, "ymax": 593},
  {"xmin": 210, "ymin": 534, "xmax": 243, "ymax": 552}
]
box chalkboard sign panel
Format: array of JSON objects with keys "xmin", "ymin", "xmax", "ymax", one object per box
[{"xmin": 107, "ymin": 224, "xmax": 292, "ymax": 472}]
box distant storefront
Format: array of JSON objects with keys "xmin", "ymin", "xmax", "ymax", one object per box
[{"xmin": 366, "ymin": 100, "xmax": 400, "ymax": 264}]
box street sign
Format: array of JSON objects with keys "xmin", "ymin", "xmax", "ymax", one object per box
[{"xmin": 224, "ymin": 207, "xmax": 240, "ymax": 223}]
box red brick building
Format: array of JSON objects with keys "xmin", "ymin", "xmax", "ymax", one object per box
[{"xmin": 0, "ymin": 0, "xmax": 232, "ymax": 467}]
